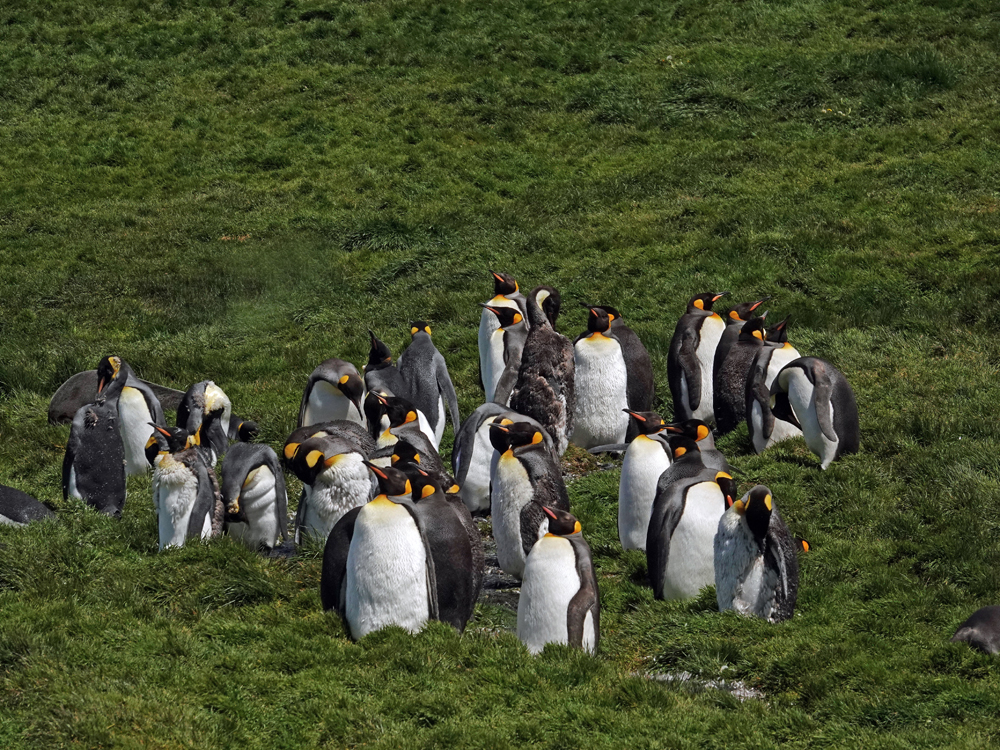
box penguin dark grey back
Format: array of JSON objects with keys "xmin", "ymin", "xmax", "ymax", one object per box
[
  {"xmin": 712, "ymin": 296, "xmax": 769, "ymax": 384},
  {"xmin": 713, "ymin": 315, "xmax": 768, "ymax": 436},
  {"xmin": 221, "ymin": 443, "xmax": 288, "ymax": 551},
  {"xmin": 951, "ymin": 607, "xmax": 1000, "ymax": 655},
  {"xmin": 396, "ymin": 321, "xmax": 460, "ymax": 447},
  {"xmin": 97, "ymin": 356, "xmax": 166, "ymax": 477},
  {"xmin": 364, "ymin": 330, "xmax": 408, "ymax": 398},
  {"xmin": 668, "ymin": 292, "xmax": 728, "ymax": 425},
  {"xmin": 745, "ymin": 324, "xmax": 803, "ymax": 455},
  {"xmin": 481, "ymin": 304, "xmax": 528, "ymax": 406},
  {"xmin": 0, "ymin": 485, "xmax": 55, "ymax": 526}
]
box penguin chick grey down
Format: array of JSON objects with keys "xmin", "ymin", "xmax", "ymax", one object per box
[
  {"xmin": 714, "ymin": 485, "xmax": 799, "ymax": 623},
  {"xmin": 221, "ymin": 443, "xmax": 288, "ymax": 551},
  {"xmin": 396, "ymin": 321, "xmax": 460, "ymax": 446}
]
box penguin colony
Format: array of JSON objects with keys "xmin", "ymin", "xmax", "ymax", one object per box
[{"xmin": 7, "ymin": 270, "xmax": 989, "ymax": 657}]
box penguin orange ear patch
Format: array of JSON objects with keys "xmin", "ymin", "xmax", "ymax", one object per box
[
  {"xmin": 798, "ymin": 539, "xmax": 810, "ymax": 553},
  {"xmin": 674, "ymin": 447, "xmax": 687, "ymax": 458},
  {"xmin": 145, "ymin": 435, "xmax": 157, "ymax": 449},
  {"xmin": 447, "ymin": 484, "xmax": 460, "ymax": 494},
  {"xmin": 424, "ymin": 326, "xmax": 431, "ymax": 335},
  {"xmin": 693, "ymin": 299, "xmax": 704, "ymax": 310},
  {"xmin": 531, "ymin": 431, "xmax": 544, "ymax": 445},
  {"xmin": 752, "ymin": 329, "xmax": 763, "ymax": 340},
  {"xmin": 729, "ymin": 310, "xmax": 741, "ymax": 320},
  {"xmin": 697, "ymin": 425, "xmax": 710, "ymax": 441},
  {"xmin": 764, "ymin": 494, "xmax": 773, "ymax": 511},
  {"xmin": 306, "ymin": 450, "xmax": 324, "ymax": 468},
  {"xmin": 405, "ymin": 411, "xmax": 417, "ymax": 424},
  {"xmin": 284, "ymin": 443, "xmax": 300, "ymax": 460},
  {"xmin": 410, "ymin": 326, "xmax": 419, "ymax": 335},
  {"xmin": 421, "ymin": 484, "xmax": 435, "ymax": 498},
  {"xmin": 573, "ymin": 521, "xmax": 582, "ymax": 533},
  {"xmin": 513, "ymin": 313, "xmax": 523, "ymax": 325},
  {"xmin": 404, "ymin": 479, "xmax": 413, "ymax": 495},
  {"xmin": 339, "ymin": 375, "xmax": 349, "ymax": 384}
]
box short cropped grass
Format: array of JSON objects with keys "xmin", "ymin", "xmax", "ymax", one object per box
[{"xmin": 2, "ymin": 0, "xmax": 1000, "ymax": 747}]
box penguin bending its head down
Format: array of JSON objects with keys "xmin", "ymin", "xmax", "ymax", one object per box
[
  {"xmin": 509, "ymin": 286, "xmax": 576, "ymax": 456},
  {"xmin": 283, "ymin": 420, "xmax": 376, "ymax": 467},
  {"xmin": 668, "ymin": 292, "xmax": 728, "ymax": 425},
  {"xmin": 391, "ymin": 440, "xmax": 458, "ymax": 495},
  {"xmin": 478, "ymin": 270, "xmax": 529, "ymax": 394},
  {"xmin": 481, "ymin": 304, "xmax": 528, "ymax": 406},
  {"xmin": 62, "ymin": 365, "xmax": 127, "ymax": 517},
  {"xmin": 95, "ymin": 356, "xmax": 166, "ymax": 477},
  {"xmin": 714, "ymin": 485, "xmax": 799, "ymax": 623},
  {"xmin": 713, "ymin": 315, "xmax": 768, "ymax": 436},
  {"xmin": 373, "ymin": 393, "xmax": 439, "ymax": 455},
  {"xmin": 0, "ymin": 485, "xmax": 55, "ymax": 526},
  {"xmin": 396, "ymin": 321, "xmax": 461, "ymax": 446},
  {"xmin": 570, "ymin": 307, "xmax": 630, "ymax": 450},
  {"xmin": 177, "ymin": 380, "xmax": 233, "ymax": 463},
  {"xmin": 770, "ymin": 357, "xmax": 860, "ymax": 470},
  {"xmin": 489, "ymin": 421, "xmax": 570, "ymax": 579},
  {"xmin": 517, "ymin": 506, "xmax": 600, "ymax": 655},
  {"xmin": 746, "ymin": 319, "xmax": 803, "ymax": 455},
  {"xmin": 363, "ymin": 330, "xmax": 408, "ymax": 399},
  {"xmin": 221, "ymin": 443, "xmax": 288, "ymax": 551},
  {"xmin": 320, "ymin": 464, "xmax": 438, "ymax": 640},
  {"xmin": 298, "ymin": 358, "xmax": 366, "ymax": 430},
  {"xmin": 950, "ymin": 607, "xmax": 1000, "ymax": 655}
]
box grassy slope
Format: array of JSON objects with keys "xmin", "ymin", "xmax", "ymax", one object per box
[{"xmin": 2, "ymin": 0, "xmax": 1000, "ymax": 746}]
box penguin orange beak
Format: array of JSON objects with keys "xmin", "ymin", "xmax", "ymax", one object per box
[
  {"xmin": 491, "ymin": 270, "xmax": 505, "ymax": 284},
  {"xmin": 624, "ymin": 410, "xmax": 645, "ymax": 421},
  {"xmin": 749, "ymin": 296, "xmax": 771, "ymax": 312},
  {"xmin": 363, "ymin": 461, "xmax": 388, "ymax": 480},
  {"xmin": 712, "ymin": 292, "xmax": 729, "ymax": 302}
]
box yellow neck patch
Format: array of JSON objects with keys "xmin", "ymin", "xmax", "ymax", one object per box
[
  {"xmin": 693, "ymin": 299, "xmax": 704, "ymax": 310},
  {"xmin": 421, "ymin": 485, "xmax": 435, "ymax": 498}
]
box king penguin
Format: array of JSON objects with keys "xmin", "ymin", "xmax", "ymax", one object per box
[
  {"xmin": 320, "ymin": 464, "xmax": 438, "ymax": 639},
  {"xmin": 616, "ymin": 410, "xmax": 672, "ymax": 552},
  {"xmin": 746, "ymin": 319, "xmax": 803, "ymax": 454},
  {"xmin": 713, "ymin": 315, "xmax": 768, "ymax": 436},
  {"xmin": 396, "ymin": 321, "xmax": 460, "ymax": 446},
  {"xmin": 177, "ymin": 380, "xmax": 233, "ymax": 463},
  {"xmin": 714, "ymin": 485, "xmax": 799, "ymax": 623},
  {"xmin": 0, "ymin": 485, "xmax": 55, "ymax": 526},
  {"xmin": 298, "ymin": 358, "xmax": 366, "ymax": 429},
  {"xmin": 478, "ymin": 270, "xmax": 529, "ymax": 394},
  {"xmin": 517, "ymin": 506, "xmax": 600, "ymax": 655},
  {"xmin": 663, "ymin": 419, "xmax": 732, "ymax": 474},
  {"xmin": 509, "ymin": 286, "xmax": 576, "ymax": 455},
  {"xmin": 149, "ymin": 425, "xmax": 222, "ymax": 550},
  {"xmin": 489, "ymin": 421, "xmax": 570, "ymax": 579},
  {"xmin": 373, "ymin": 393, "xmax": 441, "ymax": 457},
  {"xmin": 96, "ymin": 356, "xmax": 165, "ymax": 476},
  {"xmin": 283, "ymin": 421, "xmax": 375, "ymax": 466},
  {"xmin": 646, "ymin": 436, "xmax": 736, "ymax": 600},
  {"xmin": 712, "ymin": 296, "xmax": 769, "ymax": 386},
  {"xmin": 770, "ymin": 357, "xmax": 860, "ymax": 470},
  {"xmin": 481, "ymin": 304, "xmax": 528, "ymax": 406},
  {"xmin": 62, "ymin": 360, "xmax": 127, "ymax": 517},
  {"xmin": 221, "ymin": 442, "xmax": 288, "ymax": 551},
  {"xmin": 668, "ymin": 292, "xmax": 728, "ymax": 425},
  {"xmin": 951, "ymin": 607, "xmax": 1000, "ymax": 655},
  {"xmin": 571, "ymin": 307, "xmax": 629, "ymax": 449},
  {"xmin": 363, "ymin": 330, "xmax": 408, "ymax": 398}
]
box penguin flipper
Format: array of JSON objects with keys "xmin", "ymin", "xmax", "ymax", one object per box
[
  {"xmin": 763, "ymin": 526, "xmax": 799, "ymax": 623},
  {"xmin": 293, "ymin": 486, "xmax": 308, "ymax": 546},
  {"xmin": 273, "ymin": 457, "xmax": 289, "ymax": 542},
  {"xmin": 296, "ymin": 377, "xmax": 315, "ymax": 428},
  {"xmin": 493, "ymin": 365, "xmax": 517, "ymax": 406},
  {"xmin": 321, "ymin": 506, "xmax": 360, "ymax": 616},
  {"xmin": 405, "ymin": 502, "xmax": 440, "ymax": 622},
  {"xmin": 186, "ymin": 459, "xmax": 217, "ymax": 541},
  {"xmin": 520, "ymin": 500, "xmax": 549, "ymax": 560},
  {"xmin": 645, "ymin": 490, "xmax": 685, "ymax": 599},
  {"xmin": 812, "ymin": 369, "xmax": 839, "ymax": 443},
  {"xmin": 436, "ymin": 358, "xmax": 461, "ymax": 435},
  {"xmin": 749, "ymin": 373, "xmax": 775, "ymax": 440},
  {"xmin": 567, "ymin": 537, "xmax": 600, "ymax": 653},
  {"xmin": 677, "ymin": 334, "xmax": 702, "ymax": 412},
  {"xmin": 587, "ymin": 443, "xmax": 629, "ymax": 454}
]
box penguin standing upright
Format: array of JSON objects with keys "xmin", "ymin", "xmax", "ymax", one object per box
[
  {"xmin": 320, "ymin": 464, "xmax": 438, "ymax": 639},
  {"xmin": 481, "ymin": 305, "xmax": 528, "ymax": 406},
  {"xmin": 298, "ymin": 358, "xmax": 366, "ymax": 429},
  {"xmin": 517, "ymin": 506, "xmax": 600, "ymax": 655},
  {"xmin": 373, "ymin": 393, "xmax": 442, "ymax": 458},
  {"xmin": 616, "ymin": 411, "xmax": 672, "ymax": 551},
  {"xmin": 761, "ymin": 318, "xmax": 801, "ymax": 389},
  {"xmin": 149, "ymin": 425, "xmax": 221, "ymax": 550},
  {"xmin": 746, "ymin": 319, "xmax": 803, "ymax": 454},
  {"xmin": 0, "ymin": 485, "xmax": 55, "ymax": 526},
  {"xmin": 571, "ymin": 307, "xmax": 630, "ymax": 450},
  {"xmin": 770, "ymin": 357, "xmax": 860, "ymax": 469},
  {"xmin": 713, "ymin": 316, "xmax": 768, "ymax": 436},
  {"xmin": 363, "ymin": 330, "xmax": 408, "ymax": 398},
  {"xmin": 668, "ymin": 292, "xmax": 728, "ymax": 424},
  {"xmin": 510, "ymin": 286, "xmax": 576, "ymax": 455},
  {"xmin": 396, "ymin": 321, "xmax": 461, "ymax": 446},
  {"xmin": 712, "ymin": 297, "xmax": 769, "ymax": 385},
  {"xmin": 221, "ymin": 443, "xmax": 288, "ymax": 551},
  {"xmin": 646, "ymin": 436, "xmax": 736, "ymax": 600},
  {"xmin": 714, "ymin": 485, "xmax": 799, "ymax": 622},
  {"xmin": 478, "ymin": 270, "xmax": 529, "ymax": 393},
  {"xmin": 62, "ymin": 360, "xmax": 127, "ymax": 517},
  {"xmin": 177, "ymin": 380, "xmax": 233, "ymax": 463},
  {"xmin": 95, "ymin": 356, "xmax": 166, "ymax": 476},
  {"xmin": 489, "ymin": 422, "xmax": 570, "ymax": 578}
]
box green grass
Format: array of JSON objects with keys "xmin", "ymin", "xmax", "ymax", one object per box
[{"xmin": 2, "ymin": 0, "xmax": 1000, "ymax": 746}]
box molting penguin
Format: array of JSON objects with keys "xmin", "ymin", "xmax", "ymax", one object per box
[
  {"xmin": 221, "ymin": 443, "xmax": 288, "ymax": 551},
  {"xmin": 363, "ymin": 330, "xmax": 408, "ymax": 398},
  {"xmin": 149, "ymin": 425, "xmax": 221, "ymax": 550},
  {"xmin": 746, "ymin": 319, "xmax": 803, "ymax": 454},
  {"xmin": 94, "ymin": 356, "xmax": 166, "ymax": 476},
  {"xmin": 396, "ymin": 321, "xmax": 461, "ymax": 446},
  {"xmin": 668, "ymin": 292, "xmax": 728, "ymax": 424},
  {"xmin": 478, "ymin": 270, "xmax": 529, "ymax": 394},
  {"xmin": 517, "ymin": 506, "xmax": 600, "ymax": 655},
  {"xmin": 712, "ymin": 297, "xmax": 769, "ymax": 386},
  {"xmin": 481, "ymin": 304, "xmax": 528, "ymax": 406},
  {"xmin": 489, "ymin": 421, "xmax": 570, "ymax": 579},
  {"xmin": 288, "ymin": 435, "xmax": 372, "ymax": 544},
  {"xmin": 297, "ymin": 358, "xmax": 365, "ymax": 429},
  {"xmin": 320, "ymin": 464, "xmax": 437, "ymax": 639},
  {"xmin": 62, "ymin": 362, "xmax": 127, "ymax": 517},
  {"xmin": 950, "ymin": 607, "xmax": 1000, "ymax": 655},
  {"xmin": 509, "ymin": 286, "xmax": 576, "ymax": 455},
  {"xmin": 571, "ymin": 307, "xmax": 630, "ymax": 450},
  {"xmin": 0, "ymin": 485, "xmax": 55, "ymax": 526},
  {"xmin": 714, "ymin": 485, "xmax": 799, "ymax": 622},
  {"xmin": 283, "ymin": 421, "xmax": 375, "ymax": 466},
  {"xmin": 713, "ymin": 315, "xmax": 768, "ymax": 436},
  {"xmin": 177, "ymin": 380, "xmax": 233, "ymax": 463},
  {"xmin": 615, "ymin": 411, "xmax": 672, "ymax": 552},
  {"xmin": 770, "ymin": 357, "xmax": 860, "ymax": 469},
  {"xmin": 402, "ymin": 464, "xmax": 484, "ymax": 633},
  {"xmin": 646, "ymin": 436, "xmax": 735, "ymax": 600}
]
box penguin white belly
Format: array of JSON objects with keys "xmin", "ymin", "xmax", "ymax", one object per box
[
  {"xmin": 751, "ymin": 401, "xmax": 802, "ymax": 454},
  {"xmin": 486, "ymin": 329, "xmax": 507, "ymax": 402},
  {"xmin": 479, "ymin": 299, "xmax": 520, "ymax": 393},
  {"xmin": 304, "ymin": 381, "xmax": 363, "ymax": 427},
  {"xmin": 764, "ymin": 345, "xmax": 801, "ymax": 390},
  {"xmin": 228, "ymin": 466, "xmax": 281, "ymax": 549},
  {"xmin": 119, "ymin": 386, "xmax": 154, "ymax": 476},
  {"xmin": 153, "ymin": 459, "xmax": 200, "ymax": 550},
  {"xmin": 417, "ymin": 410, "xmax": 439, "ymax": 450},
  {"xmin": 714, "ymin": 510, "xmax": 757, "ymax": 612},
  {"xmin": 303, "ymin": 455, "xmax": 372, "ymax": 541},
  {"xmin": 618, "ymin": 436, "xmax": 671, "ymax": 551},
  {"xmin": 459, "ymin": 422, "xmax": 496, "ymax": 513},
  {"xmin": 68, "ymin": 465, "xmax": 80, "ymax": 500},
  {"xmin": 0, "ymin": 514, "xmax": 26, "ymax": 527},
  {"xmin": 571, "ymin": 335, "xmax": 629, "ymax": 449},
  {"xmin": 785, "ymin": 371, "xmax": 838, "ymax": 469},
  {"xmin": 492, "ymin": 452, "xmax": 536, "ymax": 578},
  {"xmin": 433, "ymin": 397, "xmax": 445, "ymax": 447},
  {"xmin": 694, "ymin": 317, "xmax": 726, "ymax": 423},
  {"xmin": 345, "ymin": 500, "xmax": 430, "ymax": 639},
  {"xmin": 733, "ymin": 556, "xmax": 777, "ymax": 619},
  {"xmin": 517, "ymin": 535, "xmax": 580, "ymax": 654},
  {"xmin": 662, "ymin": 482, "xmax": 724, "ymax": 599}
]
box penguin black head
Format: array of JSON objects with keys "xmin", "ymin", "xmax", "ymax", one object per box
[
  {"xmin": 664, "ymin": 419, "xmax": 713, "ymax": 443},
  {"xmin": 390, "ymin": 440, "xmax": 422, "ymax": 469},
  {"xmin": 504, "ymin": 422, "xmax": 547, "ymax": 451},
  {"xmin": 687, "ymin": 292, "xmax": 728, "ymax": 313},
  {"xmin": 376, "ymin": 393, "xmax": 420, "ymax": 432},
  {"xmin": 769, "ymin": 391, "xmax": 801, "ymax": 429},
  {"xmin": 364, "ymin": 391, "xmax": 388, "ymax": 439},
  {"xmin": 584, "ymin": 306, "xmax": 613, "ymax": 334},
  {"xmin": 367, "ymin": 330, "xmax": 393, "ymax": 367},
  {"xmin": 490, "ymin": 270, "xmax": 519, "ymax": 297},
  {"xmin": 717, "ymin": 474, "xmax": 738, "ymax": 509},
  {"xmin": 726, "ymin": 296, "xmax": 770, "ymax": 324},
  {"xmin": 542, "ymin": 505, "xmax": 582, "ymax": 536},
  {"xmin": 235, "ymin": 421, "xmax": 259, "ymax": 443},
  {"xmin": 336, "ymin": 372, "xmax": 365, "ymax": 416},
  {"xmin": 734, "ymin": 485, "xmax": 773, "ymax": 543},
  {"xmin": 738, "ymin": 316, "xmax": 768, "ymax": 343},
  {"xmin": 481, "ymin": 304, "xmax": 524, "ymax": 329},
  {"xmin": 624, "ymin": 410, "xmax": 667, "ymax": 436},
  {"xmin": 530, "ymin": 286, "xmax": 561, "ymax": 329},
  {"xmin": 666, "ymin": 434, "xmax": 702, "ymax": 462},
  {"xmin": 96, "ymin": 355, "xmax": 124, "ymax": 395},
  {"xmin": 408, "ymin": 321, "xmax": 432, "ymax": 337},
  {"xmin": 364, "ymin": 462, "xmax": 412, "ymax": 498},
  {"xmin": 287, "ymin": 436, "xmax": 351, "ymax": 484},
  {"xmin": 488, "ymin": 418, "xmax": 514, "ymax": 452},
  {"xmin": 146, "ymin": 424, "xmax": 195, "ymax": 463},
  {"xmin": 766, "ymin": 318, "xmax": 790, "ymax": 345},
  {"xmin": 400, "ymin": 464, "xmax": 443, "ymax": 501}
]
